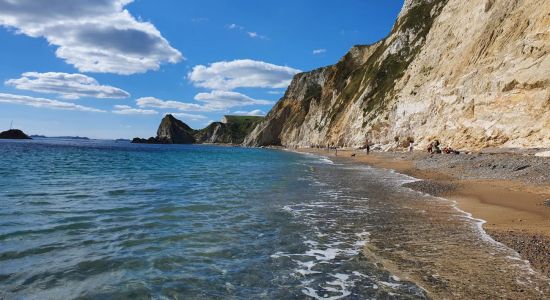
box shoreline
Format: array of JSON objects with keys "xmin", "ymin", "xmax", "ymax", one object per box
[{"xmin": 294, "ymin": 147, "xmax": 550, "ymax": 278}]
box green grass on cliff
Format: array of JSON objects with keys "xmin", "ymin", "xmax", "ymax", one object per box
[
  {"xmin": 223, "ymin": 115, "xmax": 264, "ymax": 124},
  {"xmin": 223, "ymin": 115, "xmax": 265, "ymax": 142}
]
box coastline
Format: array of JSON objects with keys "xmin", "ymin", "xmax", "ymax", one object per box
[{"xmin": 294, "ymin": 147, "xmax": 550, "ymax": 278}]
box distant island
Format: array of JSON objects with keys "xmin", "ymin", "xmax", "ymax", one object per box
[
  {"xmin": 30, "ymin": 135, "xmax": 90, "ymax": 140},
  {"xmin": 0, "ymin": 129, "xmax": 31, "ymax": 140},
  {"xmin": 132, "ymin": 114, "xmax": 264, "ymax": 145}
]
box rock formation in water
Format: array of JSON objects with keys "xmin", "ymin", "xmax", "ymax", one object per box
[
  {"xmin": 0, "ymin": 129, "xmax": 31, "ymax": 139},
  {"xmin": 156, "ymin": 114, "xmax": 196, "ymax": 144},
  {"xmin": 244, "ymin": 0, "xmax": 550, "ymax": 150},
  {"xmin": 133, "ymin": 114, "xmax": 263, "ymax": 145}
]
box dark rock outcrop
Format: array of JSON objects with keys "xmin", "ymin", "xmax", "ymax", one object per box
[
  {"xmin": 133, "ymin": 114, "xmax": 195, "ymax": 144},
  {"xmin": 131, "ymin": 137, "xmax": 161, "ymax": 144},
  {"xmin": 156, "ymin": 114, "xmax": 196, "ymax": 144},
  {"xmin": 0, "ymin": 129, "xmax": 31, "ymax": 140}
]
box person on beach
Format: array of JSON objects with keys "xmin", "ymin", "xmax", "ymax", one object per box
[
  {"xmin": 365, "ymin": 139, "xmax": 370, "ymax": 155},
  {"xmin": 409, "ymin": 141, "xmax": 414, "ymax": 152}
]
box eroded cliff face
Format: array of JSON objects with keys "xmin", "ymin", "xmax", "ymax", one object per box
[{"xmin": 245, "ymin": 0, "xmax": 550, "ymax": 150}]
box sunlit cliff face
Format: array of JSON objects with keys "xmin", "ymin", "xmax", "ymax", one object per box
[{"xmin": 246, "ymin": 0, "xmax": 550, "ymax": 150}]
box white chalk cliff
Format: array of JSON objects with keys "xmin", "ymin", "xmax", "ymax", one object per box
[{"xmin": 245, "ymin": 0, "xmax": 550, "ymax": 150}]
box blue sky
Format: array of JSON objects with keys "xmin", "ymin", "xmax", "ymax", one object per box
[{"xmin": 0, "ymin": 0, "xmax": 403, "ymax": 139}]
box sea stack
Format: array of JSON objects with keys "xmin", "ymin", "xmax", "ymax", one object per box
[
  {"xmin": 156, "ymin": 114, "xmax": 196, "ymax": 144},
  {"xmin": 0, "ymin": 129, "xmax": 31, "ymax": 140},
  {"xmin": 132, "ymin": 114, "xmax": 196, "ymax": 144}
]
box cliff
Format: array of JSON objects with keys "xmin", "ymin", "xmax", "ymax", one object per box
[
  {"xmin": 244, "ymin": 0, "xmax": 550, "ymax": 150},
  {"xmin": 195, "ymin": 116, "xmax": 263, "ymax": 144},
  {"xmin": 0, "ymin": 129, "xmax": 31, "ymax": 140},
  {"xmin": 133, "ymin": 114, "xmax": 263, "ymax": 145}
]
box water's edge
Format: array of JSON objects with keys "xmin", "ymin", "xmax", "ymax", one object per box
[{"xmin": 287, "ymin": 148, "xmax": 549, "ymax": 298}]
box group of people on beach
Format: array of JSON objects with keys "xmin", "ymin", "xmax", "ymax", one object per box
[
  {"xmin": 322, "ymin": 137, "xmax": 461, "ymax": 156},
  {"xmin": 427, "ymin": 140, "xmax": 460, "ymax": 154}
]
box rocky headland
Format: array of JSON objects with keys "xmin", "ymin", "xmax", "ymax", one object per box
[
  {"xmin": 132, "ymin": 114, "xmax": 263, "ymax": 145},
  {"xmin": 0, "ymin": 129, "xmax": 31, "ymax": 139}
]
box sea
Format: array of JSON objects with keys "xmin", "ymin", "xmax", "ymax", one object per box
[{"xmin": 0, "ymin": 138, "xmax": 548, "ymax": 299}]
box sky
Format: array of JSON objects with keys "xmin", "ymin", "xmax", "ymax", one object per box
[{"xmin": 0, "ymin": 0, "xmax": 404, "ymax": 139}]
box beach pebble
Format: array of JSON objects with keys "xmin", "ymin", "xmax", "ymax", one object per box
[{"xmin": 543, "ymin": 199, "xmax": 550, "ymax": 207}]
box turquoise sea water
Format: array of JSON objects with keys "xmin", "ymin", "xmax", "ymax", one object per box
[
  {"xmin": 0, "ymin": 139, "xmax": 425, "ymax": 299},
  {"xmin": 1, "ymin": 139, "xmax": 548, "ymax": 299}
]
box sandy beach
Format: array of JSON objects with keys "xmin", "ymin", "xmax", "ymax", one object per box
[{"xmin": 295, "ymin": 147, "xmax": 550, "ymax": 278}]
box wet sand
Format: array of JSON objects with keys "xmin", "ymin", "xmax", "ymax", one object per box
[{"xmin": 295, "ymin": 148, "xmax": 550, "ymax": 279}]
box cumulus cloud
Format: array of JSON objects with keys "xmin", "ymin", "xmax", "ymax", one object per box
[
  {"xmin": 170, "ymin": 112, "xmax": 208, "ymax": 121},
  {"xmin": 137, "ymin": 91, "xmax": 272, "ymax": 113},
  {"xmin": 313, "ymin": 48, "xmax": 327, "ymax": 55},
  {"xmin": 136, "ymin": 96, "xmax": 206, "ymax": 112},
  {"xmin": 194, "ymin": 90, "xmax": 272, "ymax": 110},
  {"xmin": 188, "ymin": 59, "xmax": 301, "ymax": 90},
  {"xmin": 112, "ymin": 104, "xmax": 157, "ymax": 115},
  {"xmin": 232, "ymin": 109, "xmax": 266, "ymax": 116},
  {"xmin": 0, "ymin": 0, "xmax": 182, "ymax": 74},
  {"xmin": 6, "ymin": 72, "xmax": 130, "ymax": 99},
  {"xmin": 0, "ymin": 93, "xmax": 105, "ymax": 112}
]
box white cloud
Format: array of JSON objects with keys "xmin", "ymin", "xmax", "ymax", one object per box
[
  {"xmin": 267, "ymin": 90, "xmax": 284, "ymax": 95},
  {"xmin": 247, "ymin": 32, "xmax": 268, "ymax": 40},
  {"xmin": 194, "ymin": 90, "xmax": 272, "ymax": 110},
  {"xmin": 188, "ymin": 59, "xmax": 301, "ymax": 90},
  {"xmin": 227, "ymin": 23, "xmax": 268, "ymax": 40},
  {"xmin": 313, "ymin": 48, "xmax": 327, "ymax": 55},
  {"xmin": 233, "ymin": 109, "xmax": 266, "ymax": 116},
  {"xmin": 227, "ymin": 23, "xmax": 244, "ymax": 30},
  {"xmin": 137, "ymin": 91, "xmax": 272, "ymax": 113},
  {"xmin": 136, "ymin": 96, "xmax": 207, "ymax": 112},
  {"xmin": 112, "ymin": 104, "xmax": 157, "ymax": 115},
  {"xmin": 0, "ymin": 93, "xmax": 104, "ymax": 112},
  {"xmin": 170, "ymin": 112, "xmax": 207, "ymax": 120},
  {"xmin": 0, "ymin": 0, "xmax": 182, "ymax": 75},
  {"xmin": 6, "ymin": 72, "xmax": 130, "ymax": 99}
]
